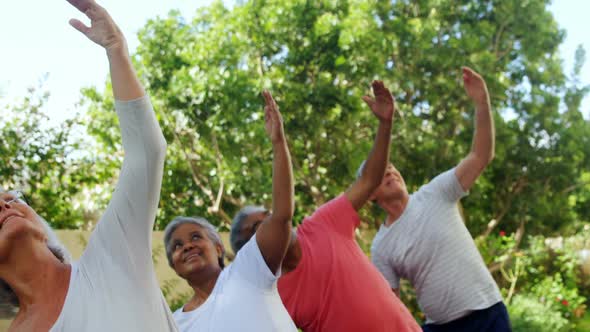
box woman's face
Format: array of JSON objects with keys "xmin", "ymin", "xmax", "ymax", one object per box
[
  {"xmin": 0, "ymin": 191, "xmax": 47, "ymax": 262},
  {"xmin": 169, "ymin": 223, "xmax": 223, "ymax": 280}
]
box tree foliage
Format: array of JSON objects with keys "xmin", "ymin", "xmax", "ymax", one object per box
[
  {"xmin": 77, "ymin": 0, "xmax": 589, "ymax": 236},
  {"xmin": 0, "ymin": 83, "xmax": 103, "ymax": 229}
]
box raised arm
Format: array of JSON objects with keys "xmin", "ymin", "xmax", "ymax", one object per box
[
  {"xmin": 255, "ymin": 91, "xmax": 295, "ymax": 274},
  {"xmin": 67, "ymin": 0, "xmax": 143, "ymax": 100},
  {"xmin": 346, "ymin": 81, "xmax": 395, "ymax": 210},
  {"xmin": 455, "ymin": 67, "xmax": 495, "ymax": 191},
  {"xmin": 67, "ymin": 0, "xmax": 166, "ymax": 267}
]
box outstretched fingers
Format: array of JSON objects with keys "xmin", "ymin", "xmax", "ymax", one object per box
[
  {"xmin": 462, "ymin": 66, "xmax": 483, "ymax": 84},
  {"xmin": 263, "ymin": 90, "xmax": 278, "ymax": 112},
  {"xmin": 66, "ymin": 0, "xmax": 95, "ymax": 14},
  {"xmin": 372, "ymin": 80, "xmax": 385, "ymax": 93},
  {"xmin": 362, "ymin": 95, "xmax": 375, "ymax": 108},
  {"xmin": 373, "ymin": 80, "xmax": 393, "ymax": 103},
  {"xmin": 69, "ymin": 19, "xmax": 91, "ymax": 36}
]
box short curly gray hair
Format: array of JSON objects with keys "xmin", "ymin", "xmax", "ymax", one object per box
[
  {"xmin": 163, "ymin": 216, "xmax": 226, "ymax": 269},
  {"xmin": 0, "ymin": 217, "xmax": 71, "ymax": 316},
  {"xmin": 230, "ymin": 206, "xmax": 266, "ymax": 254}
]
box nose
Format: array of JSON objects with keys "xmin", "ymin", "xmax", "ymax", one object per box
[
  {"xmin": 183, "ymin": 241, "xmax": 197, "ymax": 253},
  {"xmin": 0, "ymin": 200, "xmax": 12, "ymax": 211}
]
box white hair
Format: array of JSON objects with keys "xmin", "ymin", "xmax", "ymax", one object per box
[{"xmin": 163, "ymin": 216, "xmax": 226, "ymax": 269}]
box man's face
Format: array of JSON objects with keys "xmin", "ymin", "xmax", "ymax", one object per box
[
  {"xmin": 0, "ymin": 191, "xmax": 47, "ymax": 262},
  {"xmin": 371, "ymin": 164, "xmax": 408, "ymax": 202}
]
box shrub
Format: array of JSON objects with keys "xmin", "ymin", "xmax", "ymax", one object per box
[{"xmin": 508, "ymin": 294, "xmax": 569, "ymax": 332}]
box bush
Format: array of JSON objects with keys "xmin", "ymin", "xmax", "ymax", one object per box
[{"xmin": 508, "ymin": 294, "xmax": 569, "ymax": 332}]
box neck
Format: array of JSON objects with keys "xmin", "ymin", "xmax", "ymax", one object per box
[
  {"xmin": 0, "ymin": 243, "xmax": 70, "ymax": 328},
  {"xmin": 186, "ymin": 268, "xmax": 221, "ymax": 308},
  {"xmin": 379, "ymin": 193, "xmax": 410, "ymax": 226}
]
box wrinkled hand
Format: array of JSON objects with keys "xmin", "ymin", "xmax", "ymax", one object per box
[
  {"xmin": 462, "ymin": 67, "xmax": 489, "ymax": 105},
  {"xmin": 362, "ymin": 80, "xmax": 395, "ymax": 123},
  {"xmin": 67, "ymin": 0, "xmax": 125, "ymax": 51},
  {"xmin": 262, "ymin": 90, "xmax": 285, "ymax": 143}
]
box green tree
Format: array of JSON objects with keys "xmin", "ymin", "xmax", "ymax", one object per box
[
  {"xmin": 0, "ymin": 83, "xmax": 100, "ymax": 229},
  {"xmin": 81, "ymin": 0, "xmax": 589, "ymax": 236}
]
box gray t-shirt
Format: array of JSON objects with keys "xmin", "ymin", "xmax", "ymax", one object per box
[
  {"xmin": 50, "ymin": 97, "xmax": 178, "ymax": 332},
  {"xmin": 371, "ymin": 168, "xmax": 502, "ymax": 324}
]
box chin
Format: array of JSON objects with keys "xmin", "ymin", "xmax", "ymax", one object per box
[
  {"xmin": 0, "ymin": 224, "xmax": 41, "ymax": 262},
  {"xmin": 382, "ymin": 190, "xmax": 405, "ymax": 201},
  {"xmin": 1, "ymin": 219, "xmax": 31, "ymax": 239},
  {"xmin": 177, "ymin": 260, "xmax": 207, "ymax": 277}
]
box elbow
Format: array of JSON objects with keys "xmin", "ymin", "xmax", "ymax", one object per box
[
  {"xmin": 360, "ymin": 176, "xmax": 381, "ymax": 194},
  {"xmin": 471, "ymin": 149, "xmax": 494, "ymax": 168},
  {"xmin": 151, "ymin": 134, "xmax": 168, "ymax": 167},
  {"xmin": 157, "ymin": 133, "xmax": 168, "ymax": 156},
  {"xmin": 481, "ymin": 149, "xmax": 494, "ymax": 166},
  {"xmin": 273, "ymin": 211, "xmax": 294, "ymax": 227},
  {"xmin": 487, "ymin": 151, "xmax": 495, "ymax": 164}
]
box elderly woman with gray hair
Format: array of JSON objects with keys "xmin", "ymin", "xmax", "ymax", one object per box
[
  {"xmin": 164, "ymin": 91, "xmax": 297, "ymax": 332},
  {"xmin": 0, "ymin": 0, "xmax": 177, "ymax": 331}
]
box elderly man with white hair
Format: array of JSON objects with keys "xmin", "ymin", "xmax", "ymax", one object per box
[{"xmin": 0, "ymin": 0, "xmax": 177, "ymax": 331}]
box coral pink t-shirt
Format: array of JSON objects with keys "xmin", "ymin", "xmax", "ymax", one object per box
[{"xmin": 278, "ymin": 195, "xmax": 421, "ymax": 332}]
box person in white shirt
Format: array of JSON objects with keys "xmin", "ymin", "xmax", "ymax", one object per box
[
  {"xmin": 365, "ymin": 67, "xmax": 511, "ymax": 332},
  {"xmin": 0, "ymin": 1, "xmax": 177, "ymax": 331},
  {"xmin": 164, "ymin": 91, "xmax": 297, "ymax": 332}
]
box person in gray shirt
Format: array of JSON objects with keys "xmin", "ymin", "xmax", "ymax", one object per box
[
  {"xmin": 0, "ymin": 1, "xmax": 177, "ymax": 331},
  {"xmin": 365, "ymin": 67, "xmax": 511, "ymax": 332}
]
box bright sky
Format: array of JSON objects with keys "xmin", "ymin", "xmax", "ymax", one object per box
[
  {"xmin": 0, "ymin": 0, "xmax": 212, "ymax": 123},
  {"xmin": 0, "ymin": 0, "xmax": 588, "ymax": 123}
]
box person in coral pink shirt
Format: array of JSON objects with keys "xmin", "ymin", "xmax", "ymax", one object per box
[{"xmin": 231, "ymin": 81, "xmax": 421, "ymax": 332}]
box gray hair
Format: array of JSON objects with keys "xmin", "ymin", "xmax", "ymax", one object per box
[
  {"xmin": 0, "ymin": 217, "xmax": 71, "ymax": 315},
  {"xmin": 163, "ymin": 216, "xmax": 225, "ymax": 269},
  {"xmin": 230, "ymin": 206, "xmax": 266, "ymax": 254}
]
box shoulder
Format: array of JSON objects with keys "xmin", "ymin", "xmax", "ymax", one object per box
[{"xmin": 311, "ymin": 195, "xmax": 353, "ymax": 217}]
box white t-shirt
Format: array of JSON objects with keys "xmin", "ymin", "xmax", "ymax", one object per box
[
  {"xmin": 50, "ymin": 97, "xmax": 178, "ymax": 332},
  {"xmin": 173, "ymin": 234, "xmax": 297, "ymax": 332},
  {"xmin": 371, "ymin": 168, "xmax": 502, "ymax": 324}
]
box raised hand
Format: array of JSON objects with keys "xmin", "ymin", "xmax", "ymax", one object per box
[
  {"xmin": 362, "ymin": 80, "xmax": 395, "ymax": 123},
  {"xmin": 462, "ymin": 67, "xmax": 489, "ymax": 106},
  {"xmin": 262, "ymin": 90, "xmax": 285, "ymax": 143},
  {"xmin": 67, "ymin": 0, "xmax": 125, "ymax": 51}
]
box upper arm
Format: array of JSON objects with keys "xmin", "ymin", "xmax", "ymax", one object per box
[
  {"xmin": 233, "ymin": 233, "xmax": 282, "ymax": 290},
  {"xmin": 84, "ymin": 97, "xmax": 166, "ymax": 274},
  {"xmin": 255, "ymin": 214, "xmax": 292, "ymax": 274},
  {"xmin": 114, "ymin": 97, "xmax": 166, "ymax": 244},
  {"xmin": 454, "ymin": 152, "xmax": 489, "ymax": 192},
  {"xmin": 371, "ymin": 251, "xmax": 400, "ymax": 289}
]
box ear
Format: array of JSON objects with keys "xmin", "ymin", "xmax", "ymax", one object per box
[{"xmin": 215, "ymin": 244, "xmax": 223, "ymax": 259}]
